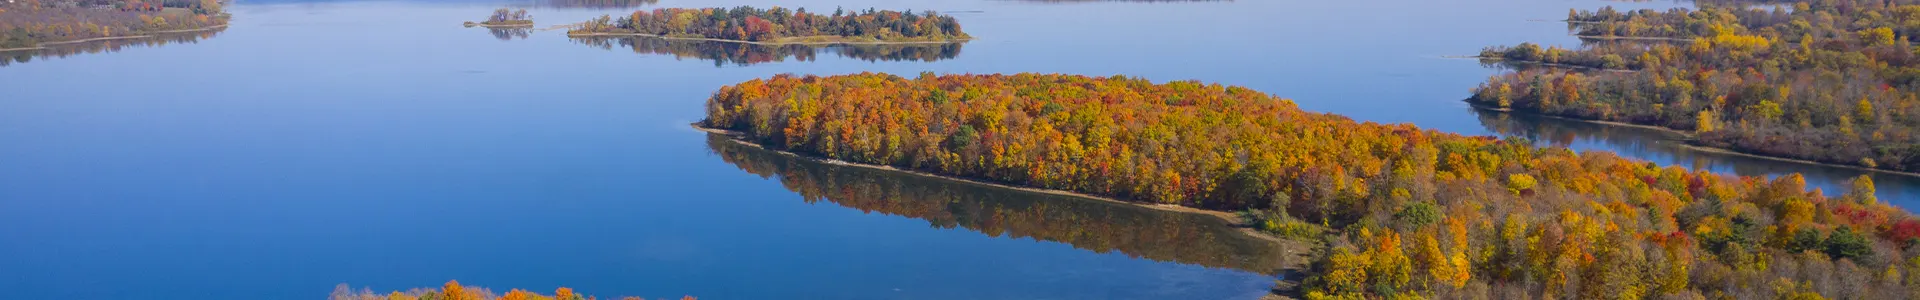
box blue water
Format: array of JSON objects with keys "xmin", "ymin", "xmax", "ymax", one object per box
[{"xmin": 4, "ymin": 0, "xmax": 1910, "ymax": 299}]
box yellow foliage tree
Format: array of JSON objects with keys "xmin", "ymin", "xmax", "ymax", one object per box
[{"xmin": 441, "ymin": 280, "xmax": 476, "ymax": 300}]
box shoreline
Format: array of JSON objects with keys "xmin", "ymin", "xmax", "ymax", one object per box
[
  {"xmin": 1573, "ymin": 35, "xmax": 1695, "ymax": 42},
  {"xmin": 692, "ymin": 124, "xmax": 1307, "ymax": 245},
  {"xmin": 695, "ymin": 124, "xmax": 1312, "ymax": 297},
  {"xmin": 0, "ymin": 46, "xmax": 45, "ymax": 52},
  {"xmin": 2, "ymin": 24, "xmax": 229, "ymax": 52},
  {"xmin": 1468, "ymin": 56, "xmax": 1635, "ymax": 73},
  {"xmin": 699, "ymin": 124, "xmax": 1311, "ymax": 299},
  {"xmin": 1466, "ymin": 102, "xmax": 1920, "ymax": 178},
  {"xmin": 567, "ymin": 32, "xmax": 971, "ymax": 45}
]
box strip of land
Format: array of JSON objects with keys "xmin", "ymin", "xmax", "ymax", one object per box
[
  {"xmin": 0, "ymin": 24, "xmax": 228, "ymax": 52},
  {"xmin": 1572, "ymin": 35, "xmax": 1694, "ymax": 41},
  {"xmin": 1469, "ymin": 103, "xmax": 1920, "ymax": 179}
]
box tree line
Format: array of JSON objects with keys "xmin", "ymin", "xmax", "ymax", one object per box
[
  {"xmin": 483, "ymin": 8, "xmax": 532, "ymax": 26},
  {"xmin": 0, "ymin": 0, "xmax": 227, "ymax": 49},
  {"xmin": 1472, "ymin": 0, "xmax": 1920, "ymax": 173},
  {"xmin": 570, "ymin": 36, "xmax": 960, "ymax": 67},
  {"xmin": 702, "ymin": 72, "xmax": 1920, "ymax": 299},
  {"xmin": 568, "ymin": 6, "xmax": 968, "ymax": 43},
  {"xmin": 329, "ymin": 280, "xmax": 695, "ymax": 300}
]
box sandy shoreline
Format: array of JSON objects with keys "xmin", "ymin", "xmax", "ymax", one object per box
[
  {"xmin": 1468, "ymin": 103, "xmax": 1920, "ymax": 178},
  {"xmin": 567, "ymin": 32, "xmax": 971, "ymax": 45}
]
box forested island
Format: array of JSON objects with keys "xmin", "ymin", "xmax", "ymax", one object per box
[
  {"xmin": 567, "ymin": 6, "xmax": 969, "ymax": 44},
  {"xmin": 0, "ymin": 0, "xmax": 229, "ymax": 51},
  {"xmin": 701, "ymin": 72, "xmax": 1920, "ymax": 299},
  {"xmin": 465, "ymin": 8, "xmax": 533, "ymax": 28},
  {"xmin": 1469, "ymin": 0, "xmax": 1920, "ymax": 174},
  {"xmin": 572, "ymin": 35, "xmax": 961, "ymax": 66},
  {"xmin": 329, "ymin": 281, "xmax": 694, "ymax": 300}
]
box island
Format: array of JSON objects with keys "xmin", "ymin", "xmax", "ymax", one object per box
[
  {"xmin": 700, "ymin": 72, "xmax": 1917, "ymax": 299},
  {"xmin": 572, "ymin": 35, "xmax": 963, "ymax": 66},
  {"xmin": 1469, "ymin": 3, "xmax": 1920, "ymax": 175},
  {"xmin": 330, "ymin": 281, "xmax": 694, "ymax": 300},
  {"xmin": 567, "ymin": 6, "xmax": 970, "ymax": 44},
  {"xmin": 0, "ymin": 0, "xmax": 230, "ymax": 52},
  {"xmin": 464, "ymin": 8, "xmax": 534, "ymax": 28}
]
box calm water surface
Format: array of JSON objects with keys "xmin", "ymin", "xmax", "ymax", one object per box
[{"xmin": 7, "ymin": 0, "xmax": 1910, "ymax": 299}]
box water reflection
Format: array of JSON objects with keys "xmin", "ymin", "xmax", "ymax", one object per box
[
  {"xmin": 0, "ymin": 28, "xmax": 226, "ymax": 67},
  {"xmin": 487, "ymin": 27, "xmax": 533, "ymax": 41},
  {"xmin": 572, "ymin": 36, "xmax": 962, "ymax": 67},
  {"xmin": 1470, "ymin": 107, "xmax": 1920, "ymax": 205},
  {"xmin": 1475, "ymin": 59, "xmax": 1571, "ymax": 73},
  {"xmin": 707, "ymin": 134, "xmax": 1293, "ymax": 274},
  {"xmin": 1476, "ymin": 37, "xmax": 1686, "ymax": 72}
]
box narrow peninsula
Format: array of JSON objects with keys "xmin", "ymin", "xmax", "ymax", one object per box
[
  {"xmin": 0, "ymin": 0, "xmax": 230, "ymax": 51},
  {"xmin": 567, "ymin": 6, "xmax": 969, "ymax": 45},
  {"xmin": 1469, "ymin": 2, "xmax": 1920, "ymax": 175},
  {"xmin": 701, "ymin": 72, "xmax": 1918, "ymax": 299}
]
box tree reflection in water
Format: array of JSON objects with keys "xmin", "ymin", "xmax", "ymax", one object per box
[
  {"xmin": 1469, "ymin": 107, "xmax": 1920, "ymax": 202},
  {"xmin": 488, "ymin": 27, "xmax": 533, "ymax": 41},
  {"xmin": 707, "ymin": 133, "xmax": 1294, "ymax": 275},
  {"xmin": 1, "ymin": 28, "xmax": 226, "ymax": 67}
]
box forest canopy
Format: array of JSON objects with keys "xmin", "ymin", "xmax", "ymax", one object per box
[
  {"xmin": 567, "ymin": 6, "xmax": 969, "ymax": 43},
  {"xmin": 703, "ymin": 72, "xmax": 1920, "ymax": 299},
  {"xmin": 571, "ymin": 36, "xmax": 962, "ymax": 67},
  {"xmin": 1472, "ymin": 0, "xmax": 1920, "ymax": 173},
  {"xmin": 467, "ymin": 8, "xmax": 532, "ymax": 27},
  {"xmin": 329, "ymin": 281, "xmax": 695, "ymax": 300},
  {"xmin": 0, "ymin": 0, "xmax": 228, "ymax": 49}
]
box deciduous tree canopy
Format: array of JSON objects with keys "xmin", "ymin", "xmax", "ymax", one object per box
[
  {"xmin": 329, "ymin": 281, "xmax": 694, "ymax": 300},
  {"xmin": 0, "ymin": 0, "xmax": 227, "ymax": 49},
  {"xmin": 572, "ymin": 36, "xmax": 961, "ymax": 67},
  {"xmin": 1473, "ymin": 0, "xmax": 1920, "ymax": 173},
  {"xmin": 568, "ymin": 6, "xmax": 968, "ymax": 43},
  {"xmin": 703, "ymin": 72, "xmax": 1920, "ymax": 299}
]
